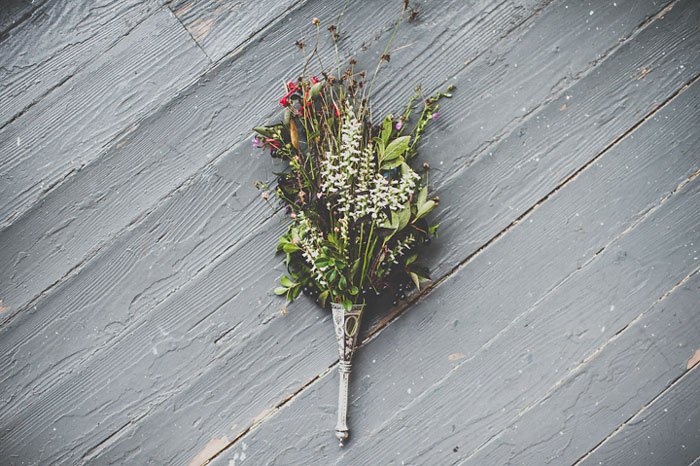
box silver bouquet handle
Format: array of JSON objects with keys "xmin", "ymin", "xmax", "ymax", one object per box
[{"xmin": 331, "ymin": 303, "xmax": 364, "ymax": 447}]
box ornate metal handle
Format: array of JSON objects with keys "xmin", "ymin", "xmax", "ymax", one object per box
[
  {"xmin": 331, "ymin": 303, "xmax": 364, "ymax": 447},
  {"xmin": 335, "ymin": 363, "xmax": 351, "ymax": 446}
]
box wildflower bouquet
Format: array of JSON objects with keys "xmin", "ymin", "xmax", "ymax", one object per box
[{"xmin": 252, "ymin": 6, "xmax": 451, "ymax": 445}]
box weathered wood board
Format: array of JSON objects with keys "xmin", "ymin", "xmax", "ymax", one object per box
[
  {"xmin": 0, "ymin": 6, "xmax": 210, "ymax": 228},
  {"xmin": 0, "ymin": 0, "xmax": 698, "ymax": 464}
]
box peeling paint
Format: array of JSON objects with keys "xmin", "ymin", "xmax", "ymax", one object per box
[
  {"xmin": 687, "ymin": 348, "xmax": 700, "ymax": 370},
  {"xmin": 189, "ymin": 436, "xmax": 229, "ymax": 466},
  {"xmin": 188, "ymin": 17, "xmax": 213, "ymax": 42},
  {"xmin": 175, "ymin": 1, "xmax": 194, "ymax": 17},
  {"xmin": 0, "ymin": 299, "xmax": 9, "ymax": 313},
  {"xmin": 448, "ymin": 352, "xmax": 466, "ymax": 361}
]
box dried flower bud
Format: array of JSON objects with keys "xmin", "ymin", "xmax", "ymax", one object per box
[
  {"xmin": 312, "ymin": 17, "xmax": 320, "ymax": 25},
  {"xmin": 334, "ymin": 227, "xmax": 340, "ymax": 233},
  {"xmin": 409, "ymin": 9, "xmax": 419, "ymax": 20},
  {"xmin": 349, "ymin": 58, "xmax": 357, "ymax": 65},
  {"xmin": 294, "ymin": 40, "xmax": 305, "ymax": 49},
  {"xmin": 423, "ymin": 162, "xmax": 430, "ymax": 169},
  {"xmin": 380, "ymin": 53, "xmax": 391, "ymax": 63},
  {"xmin": 327, "ymin": 24, "xmax": 336, "ymax": 32},
  {"xmin": 261, "ymin": 192, "xmax": 269, "ymax": 200},
  {"xmin": 291, "ymin": 213, "xmax": 297, "ymax": 219}
]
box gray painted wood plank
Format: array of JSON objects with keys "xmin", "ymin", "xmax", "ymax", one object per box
[
  {"xmin": 207, "ymin": 74, "xmax": 700, "ymax": 465},
  {"xmin": 167, "ymin": 0, "xmax": 301, "ymax": 62},
  {"xmin": 463, "ymin": 272, "xmax": 700, "ymax": 465},
  {"xmin": 0, "ymin": 0, "xmax": 160, "ymax": 128},
  {"xmin": 1, "ymin": 0, "xmax": 693, "ymax": 464},
  {"xmin": 0, "ymin": 6, "xmax": 210, "ymax": 229},
  {"xmin": 580, "ymin": 360, "xmax": 700, "ymax": 466}
]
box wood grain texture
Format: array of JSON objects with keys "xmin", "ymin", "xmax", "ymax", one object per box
[
  {"xmin": 579, "ymin": 357, "xmax": 700, "ymax": 466},
  {"xmin": 167, "ymin": 0, "xmax": 301, "ymax": 62},
  {"xmin": 0, "ymin": 0, "xmax": 160, "ymax": 128},
  {"xmin": 0, "ymin": 6, "xmax": 210, "ymax": 229},
  {"xmin": 463, "ymin": 271, "xmax": 700, "ymax": 465},
  {"xmin": 1, "ymin": 0, "xmax": 698, "ymax": 464},
  {"xmin": 207, "ymin": 66, "xmax": 700, "ymax": 465}
]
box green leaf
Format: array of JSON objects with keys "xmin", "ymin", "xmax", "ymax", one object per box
[
  {"xmin": 310, "ymin": 81, "xmax": 323, "ymax": 99},
  {"xmin": 338, "ymin": 275, "xmax": 347, "ymax": 290},
  {"xmin": 350, "ymin": 258, "xmax": 361, "ymax": 281},
  {"xmin": 282, "ymin": 243, "xmax": 300, "ymax": 253},
  {"xmin": 283, "ymin": 109, "xmax": 291, "ymax": 126},
  {"xmin": 342, "ymin": 298, "xmax": 352, "ymax": 312},
  {"xmin": 397, "ymin": 202, "xmax": 411, "ymax": 231},
  {"xmin": 280, "ymin": 276, "xmax": 296, "ymax": 287},
  {"xmin": 291, "ymin": 285, "xmax": 301, "ymax": 299},
  {"xmin": 314, "ymin": 257, "xmax": 330, "ymax": 268},
  {"xmin": 428, "ymin": 222, "xmax": 440, "ymax": 236},
  {"xmin": 328, "ymin": 268, "xmax": 338, "ymax": 283},
  {"xmin": 410, "ymin": 272, "xmax": 421, "ymax": 291},
  {"xmin": 381, "ymin": 115, "xmax": 393, "ymax": 146},
  {"xmin": 349, "ymin": 286, "xmax": 359, "ymax": 295},
  {"xmin": 274, "ymin": 286, "xmax": 288, "ymax": 295},
  {"xmin": 406, "ymin": 253, "xmax": 418, "ymax": 266},
  {"xmin": 417, "ymin": 185, "xmax": 428, "ymax": 208},
  {"xmin": 253, "ymin": 126, "xmax": 277, "ymax": 138},
  {"xmin": 415, "ymin": 200, "xmax": 436, "ymax": 220},
  {"xmin": 382, "ymin": 136, "xmax": 410, "ymax": 163},
  {"xmin": 381, "ymin": 156, "xmax": 404, "ymax": 170},
  {"xmin": 318, "ymin": 290, "xmax": 330, "ymax": 307}
]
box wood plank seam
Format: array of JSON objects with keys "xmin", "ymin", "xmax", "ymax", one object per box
[
  {"xmin": 571, "ymin": 356, "xmax": 700, "ymax": 466},
  {"xmin": 165, "ymin": 4, "xmax": 214, "ymax": 64},
  {"xmin": 210, "ymin": 69, "xmax": 700, "ymax": 457},
  {"xmin": 203, "ymin": 363, "xmax": 337, "ymax": 465},
  {"xmin": 461, "ymin": 265, "xmax": 700, "ymax": 464},
  {"xmin": 438, "ymin": 0, "xmax": 676, "ymax": 187}
]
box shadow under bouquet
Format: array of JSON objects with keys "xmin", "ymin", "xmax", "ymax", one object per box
[{"xmin": 253, "ymin": 13, "xmax": 451, "ymax": 446}]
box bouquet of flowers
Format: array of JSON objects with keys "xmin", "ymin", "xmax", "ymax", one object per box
[{"xmin": 252, "ymin": 5, "xmax": 451, "ymax": 445}]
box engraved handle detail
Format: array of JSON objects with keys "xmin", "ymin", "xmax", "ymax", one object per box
[
  {"xmin": 336, "ymin": 364, "xmax": 351, "ymax": 447},
  {"xmin": 331, "ymin": 303, "xmax": 364, "ymax": 447}
]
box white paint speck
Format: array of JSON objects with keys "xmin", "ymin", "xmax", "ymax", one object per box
[
  {"xmin": 242, "ymin": 443, "xmax": 247, "ymax": 451},
  {"xmin": 407, "ymin": 388, "xmax": 412, "ymax": 394},
  {"xmin": 240, "ymin": 452, "xmax": 246, "ymax": 461},
  {"xmin": 610, "ymin": 305, "xmax": 615, "ymax": 311},
  {"xmin": 589, "ymin": 10, "xmax": 594, "ymax": 15},
  {"xmin": 17, "ymin": 137, "xmax": 20, "ymax": 146},
  {"xmin": 601, "ymin": 326, "xmax": 606, "ymax": 333}
]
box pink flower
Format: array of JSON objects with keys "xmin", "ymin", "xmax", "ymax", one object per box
[
  {"xmin": 261, "ymin": 192, "xmax": 269, "ymax": 200},
  {"xmin": 432, "ymin": 111, "xmax": 439, "ymax": 119},
  {"xmin": 395, "ymin": 120, "xmax": 402, "ymax": 130},
  {"xmin": 252, "ymin": 137, "xmax": 262, "ymax": 148}
]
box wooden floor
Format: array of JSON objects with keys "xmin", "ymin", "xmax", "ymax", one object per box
[{"xmin": 1, "ymin": 0, "xmax": 699, "ymax": 464}]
